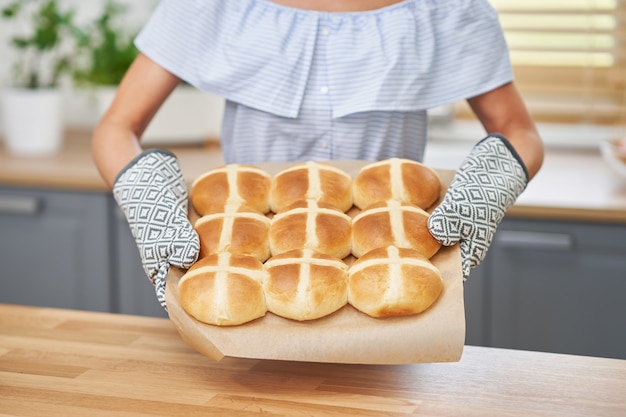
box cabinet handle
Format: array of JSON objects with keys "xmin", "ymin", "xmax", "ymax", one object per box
[
  {"xmin": 495, "ymin": 230, "xmax": 574, "ymax": 251},
  {"xmin": 0, "ymin": 196, "xmax": 41, "ymax": 215}
]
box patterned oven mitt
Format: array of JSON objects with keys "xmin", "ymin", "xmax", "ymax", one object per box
[
  {"xmin": 113, "ymin": 149, "xmax": 200, "ymax": 309},
  {"xmin": 428, "ymin": 135, "xmax": 528, "ymax": 279}
]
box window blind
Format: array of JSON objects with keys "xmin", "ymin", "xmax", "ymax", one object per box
[{"xmin": 458, "ymin": 0, "xmax": 626, "ymax": 125}]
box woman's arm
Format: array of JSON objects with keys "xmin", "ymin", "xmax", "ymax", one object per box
[
  {"xmin": 429, "ymin": 82, "xmax": 545, "ymax": 277},
  {"xmin": 467, "ymin": 82, "xmax": 544, "ymax": 179},
  {"xmin": 92, "ymin": 53, "xmax": 183, "ymax": 188}
]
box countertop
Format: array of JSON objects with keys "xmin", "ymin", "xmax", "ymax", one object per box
[
  {"xmin": 1, "ymin": 303, "xmax": 625, "ymax": 417},
  {"xmin": 0, "ymin": 131, "xmax": 225, "ymax": 193},
  {"xmin": 2, "ymin": 131, "xmax": 626, "ymax": 222}
]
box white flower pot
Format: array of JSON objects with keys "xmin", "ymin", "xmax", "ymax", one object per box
[
  {"xmin": 96, "ymin": 85, "xmax": 224, "ymax": 145},
  {"xmin": 1, "ymin": 88, "xmax": 64, "ymax": 156}
]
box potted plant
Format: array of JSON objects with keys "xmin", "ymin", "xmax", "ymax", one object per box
[
  {"xmin": 74, "ymin": 0, "xmax": 223, "ymax": 145},
  {"xmin": 71, "ymin": 0, "xmax": 137, "ymax": 131},
  {"xmin": 1, "ymin": 0, "xmax": 79, "ymax": 156},
  {"xmin": 73, "ymin": 0, "xmax": 138, "ymax": 89}
]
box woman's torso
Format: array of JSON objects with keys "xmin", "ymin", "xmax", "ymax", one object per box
[
  {"xmin": 220, "ymin": 0, "xmax": 431, "ymax": 164},
  {"xmin": 135, "ymin": 0, "xmax": 513, "ymax": 164}
]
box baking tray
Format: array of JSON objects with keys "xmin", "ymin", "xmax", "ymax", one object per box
[{"xmin": 166, "ymin": 161, "xmax": 464, "ymax": 364}]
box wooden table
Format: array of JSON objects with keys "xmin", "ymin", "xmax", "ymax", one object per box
[{"xmin": 1, "ymin": 304, "xmax": 624, "ymax": 416}]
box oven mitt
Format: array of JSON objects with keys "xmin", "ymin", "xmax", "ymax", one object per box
[
  {"xmin": 113, "ymin": 149, "xmax": 199, "ymax": 309},
  {"xmin": 428, "ymin": 135, "xmax": 528, "ymax": 279}
]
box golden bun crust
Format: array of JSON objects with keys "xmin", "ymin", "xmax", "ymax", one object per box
[
  {"xmin": 191, "ymin": 164, "xmax": 271, "ymax": 215},
  {"xmin": 264, "ymin": 249, "xmax": 349, "ymax": 321},
  {"xmin": 194, "ymin": 203, "xmax": 271, "ymax": 262},
  {"xmin": 348, "ymin": 246, "xmax": 443, "ymax": 318},
  {"xmin": 269, "ymin": 199, "xmax": 352, "ymax": 259},
  {"xmin": 352, "ymin": 158, "xmax": 441, "ymax": 210},
  {"xmin": 351, "ymin": 200, "xmax": 441, "ymax": 259},
  {"xmin": 182, "ymin": 160, "xmax": 447, "ymax": 325},
  {"xmin": 179, "ymin": 253, "xmax": 268, "ymax": 326},
  {"xmin": 269, "ymin": 161, "xmax": 353, "ymax": 213}
]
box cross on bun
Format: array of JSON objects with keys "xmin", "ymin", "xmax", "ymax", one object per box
[
  {"xmin": 351, "ymin": 200, "xmax": 442, "ymax": 259},
  {"xmin": 348, "ymin": 246, "xmax": 443, "ymax": 318},
  {"xmin": 191, "ymin": 164, "xmax": 272, "ymax": 215},
  {"xmin": 194, "ymin": 203, "xmax": 271, "ymax": 262},
  {"xmin": 352, "ymin": 158, "xmax": 441, "ymax": 210},
  {"xmin": 269, "ymin": 199, "xmax": 352, "ymax": 259},
  {"xmin": 264, "ymin": 249, "xmax": 349, "ymax": 321},
  {"xmin": 178, "ymin": 253, "xmax": 268, "ymax": 326},
  {"xmin": 269, "ymin": 161, "xmax": 353, "ymax": 213}
]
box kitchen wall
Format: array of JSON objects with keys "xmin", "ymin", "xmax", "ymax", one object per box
[{"xmin": 0, "ymin": 0, "xmax": 158, "ymax": 130}]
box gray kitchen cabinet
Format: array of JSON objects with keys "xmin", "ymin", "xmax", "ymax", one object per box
[
  {"xmin": 0, "ymin": 187, "xmax": 112, "ymax": 312},
  {"xmin": 485, "ymin": 218, "xmax": 626, "ymax": 360},
  {"xmin": 463, "ymin": 261, "xmax": 488, "ymax": 347},
  {"xmin": 112, "ymin": 202, "xmax": 168, "ymax": 318},
  {"xmin": 3, "ymin": 185, "xmax": 625, "ymax": 358}
]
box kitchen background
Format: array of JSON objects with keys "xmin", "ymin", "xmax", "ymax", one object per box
[
  {"xmin": 0, "ymin": 0, "xmax": 625, "ymax": 151},
  {"xmin": 1, "ymin": 1, "xmax": 625, "ymax": 360},
  {"xmin": 0, "ymin": 0, "xmax": 156, "ymax": 127}
]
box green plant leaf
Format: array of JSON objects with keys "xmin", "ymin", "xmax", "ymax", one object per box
[
  {"xmin": 72, "ymin": 0, "xmax": 140, "ymax": 87},
  {"xmin": 2, "ymin": 0, "xmax": 81, "ymax": 88}
]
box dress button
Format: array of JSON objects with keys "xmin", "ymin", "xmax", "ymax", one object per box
[
  {"xmin": 320, "ymin": 86, "xmax": 329, "ymax": 94},
  {"xmin": 320, "ymin": 141, "xmax": 329, "ymax": 149},
  {"xmin": 321, "ymin": 28, "xmax": 330, "ymax": 36}
]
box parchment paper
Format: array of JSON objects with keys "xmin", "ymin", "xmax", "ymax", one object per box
[{"xmin": 166, "ymin": 161, "xmax": 464, "ymax": 364}]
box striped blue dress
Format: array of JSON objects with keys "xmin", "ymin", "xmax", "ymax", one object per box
[{"xmin": 135, "ymin": 0, "xmax": 512, "ymax": 164}]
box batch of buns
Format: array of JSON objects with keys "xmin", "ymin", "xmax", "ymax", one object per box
[{"xmin": 178, "ymin": 158, "xmax": 446, "ymax": 326}]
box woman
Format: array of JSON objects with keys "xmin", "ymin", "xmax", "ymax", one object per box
[{"xmin": 93, "ymin": 0, "xmax": 544, "ymax": 308}]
